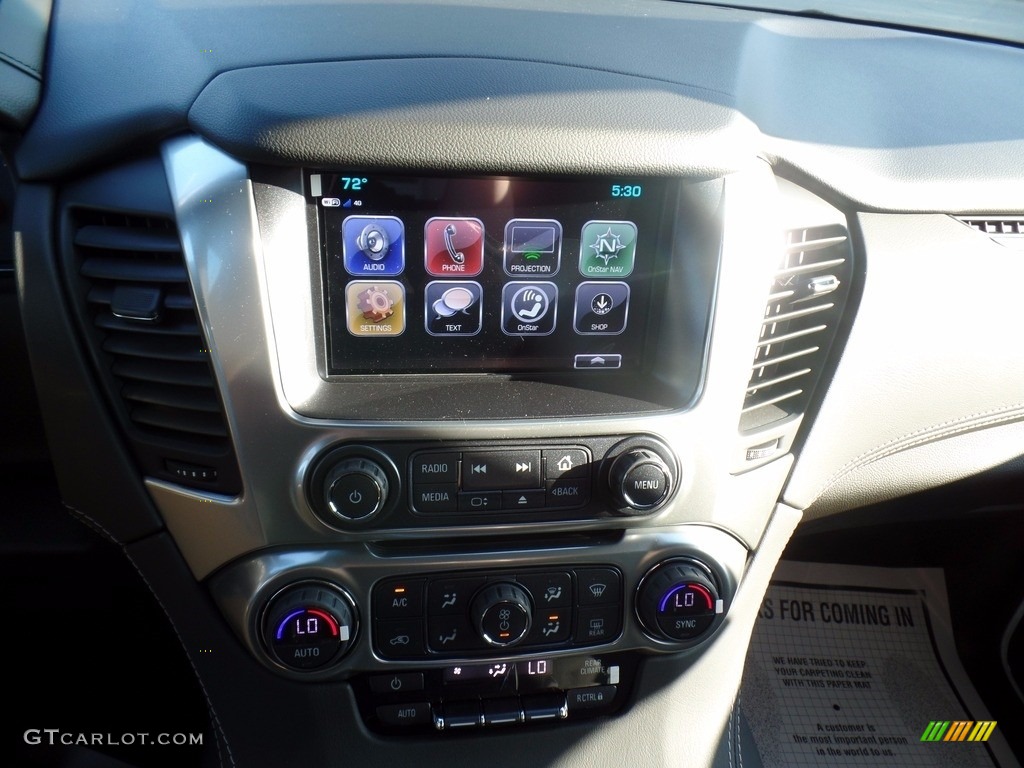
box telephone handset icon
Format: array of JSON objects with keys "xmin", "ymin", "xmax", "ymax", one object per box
[{"xmin": 443, "ymin": 224, "xmax": 466, "ymax": 264}]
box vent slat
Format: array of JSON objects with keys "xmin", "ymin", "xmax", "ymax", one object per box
[
  {"xmin": 87, "ymin": 285, "xmax": 195, "ymax": 311},
  {"xmin": 756, "ymin": 324, "xmax": 828, "ymax": 348},
  {"xmin": 785, "ymin": 235, "xmax": 848, "ymax": 254},
  {"xmin": 95, "ymin": 313, "xmax": 200, "ymax": 337},
  {"xmin": 74, "ymin": 224, "xmax": 182, "ymax": 253},
  {"xmin": 773, "ymin": 258, "xmax": 847, "ymax": 280},
  {"xmin": 121, "ymin": 381, "xmax": 222, "ymax": 413},
  {"xmin": 129, "ymin": 404, "xmax": 229, "ymax": 438},
  {"xmin": 742, "ymin": 388, "xmax": 805, "ymax": 413},
  {"xmin": 746, "ymin": 368, "xmax": 813, "ymax": 393},
  {"xmin": 102, "ymin": 333, "xmax": 209, "ymax": 362},
  {"xmin": 81, "ymin": 257, "xmax": 188, "ymax": 284},
  {"xmin": 763, "ymin": 302, "xmax": 834, "ymax": 325},
  {"xmin": 112, "ymin": 358, "xmax": 213, "ymax": 388},
  {"xmin": 81, "ymin": 256, "xmax": 188, "ymax": 283},
  {"xmin": 751, "ymin": 345, "xmax": 819, "ymax": 371}
]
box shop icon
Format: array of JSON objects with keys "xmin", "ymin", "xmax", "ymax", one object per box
[{"xmin": 574, "ymin": 281, "xmax": 629, "ymax": 335}]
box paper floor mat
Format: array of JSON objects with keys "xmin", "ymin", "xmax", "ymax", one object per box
[{"xmin": 740, "ymin": 561, "xmax": 1019, "ymax": 767}]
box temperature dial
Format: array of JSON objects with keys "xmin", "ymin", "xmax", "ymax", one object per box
[
  {"xmin": 470, "ymin": 583, "xmax": 533, "ymax": 647},
  {"xmin": 637, "ymin": 560, "xmax": 722, "ymax": 642},
  {"xmin": 263, "ymin": 582, "xmax": 357, "ymax": 670}
]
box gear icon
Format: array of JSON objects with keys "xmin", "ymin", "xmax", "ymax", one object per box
[{"xmin": 357, "ymin": 286, "xmax": 395, "ymax": 321}]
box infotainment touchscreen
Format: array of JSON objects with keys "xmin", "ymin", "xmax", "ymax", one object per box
[{"xmin": 310, "ymin": 173, "xmax": 675, "ymax": 375}]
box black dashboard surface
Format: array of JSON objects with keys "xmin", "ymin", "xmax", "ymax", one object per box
[{"xmin": 15, "ymin": 0, "xmax": 1024, "ymax": 213}]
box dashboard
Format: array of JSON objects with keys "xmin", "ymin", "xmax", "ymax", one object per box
[{"xmin": 3, "ymin": 0, "xmax": 1024, "ymax": 766}]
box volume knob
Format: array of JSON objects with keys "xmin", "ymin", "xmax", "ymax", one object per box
[{"xmin": 323, "ymin": 458, "xmax": 389, "ymax": 522}]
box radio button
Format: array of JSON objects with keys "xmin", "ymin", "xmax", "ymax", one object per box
[{"xmin": 412, "ymin": 452, "xmax": 460, "ymax": 483}]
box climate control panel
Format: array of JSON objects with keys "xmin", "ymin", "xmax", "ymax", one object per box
[{"xmin": 373, "ymin": 567, "xmax": 623, "ymax": 660}]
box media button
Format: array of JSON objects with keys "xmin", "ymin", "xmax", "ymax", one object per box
[
  {"xmin": 574, "ymin": 282, "xmax": 629, "ymax": 335},
  {"xmin": 501, "ymin": 282, "xmax": 557, "ymax": 336},
  {"xmin": 413, "ymin": 484, "xmax": 458, "ymax": 513},
  {"xmin": 503, "ymin": 219, "xmax": 562, "ymax": 276}
]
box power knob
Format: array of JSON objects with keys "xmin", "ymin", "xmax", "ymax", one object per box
[
  {"xmin": 608, "ymin": 448, "xmax": 673, "ymax": 514},
  {"xmin": 323, "ymin": 458, "xmax": 389, "ymax": 522}
]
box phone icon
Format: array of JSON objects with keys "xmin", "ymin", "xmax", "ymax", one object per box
[
  {"xmin": 443, "ymin": 224, "xmax": 465, "ymax": 264},
  {"xmin": 424, "ymin": 218, "xmax": 484, "ymax": 276}
]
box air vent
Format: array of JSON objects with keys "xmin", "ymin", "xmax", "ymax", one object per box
[
  {"xmin": 66, "ymin": 206, "xmax": 241, "ymax": 494},
  {"xmin": 956, "ymin": 216, "xmax": 1024, "ymax": 250},
  {"xmin": 741, "ymin": 224, "xmax": 854, "ymax": 432}
]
